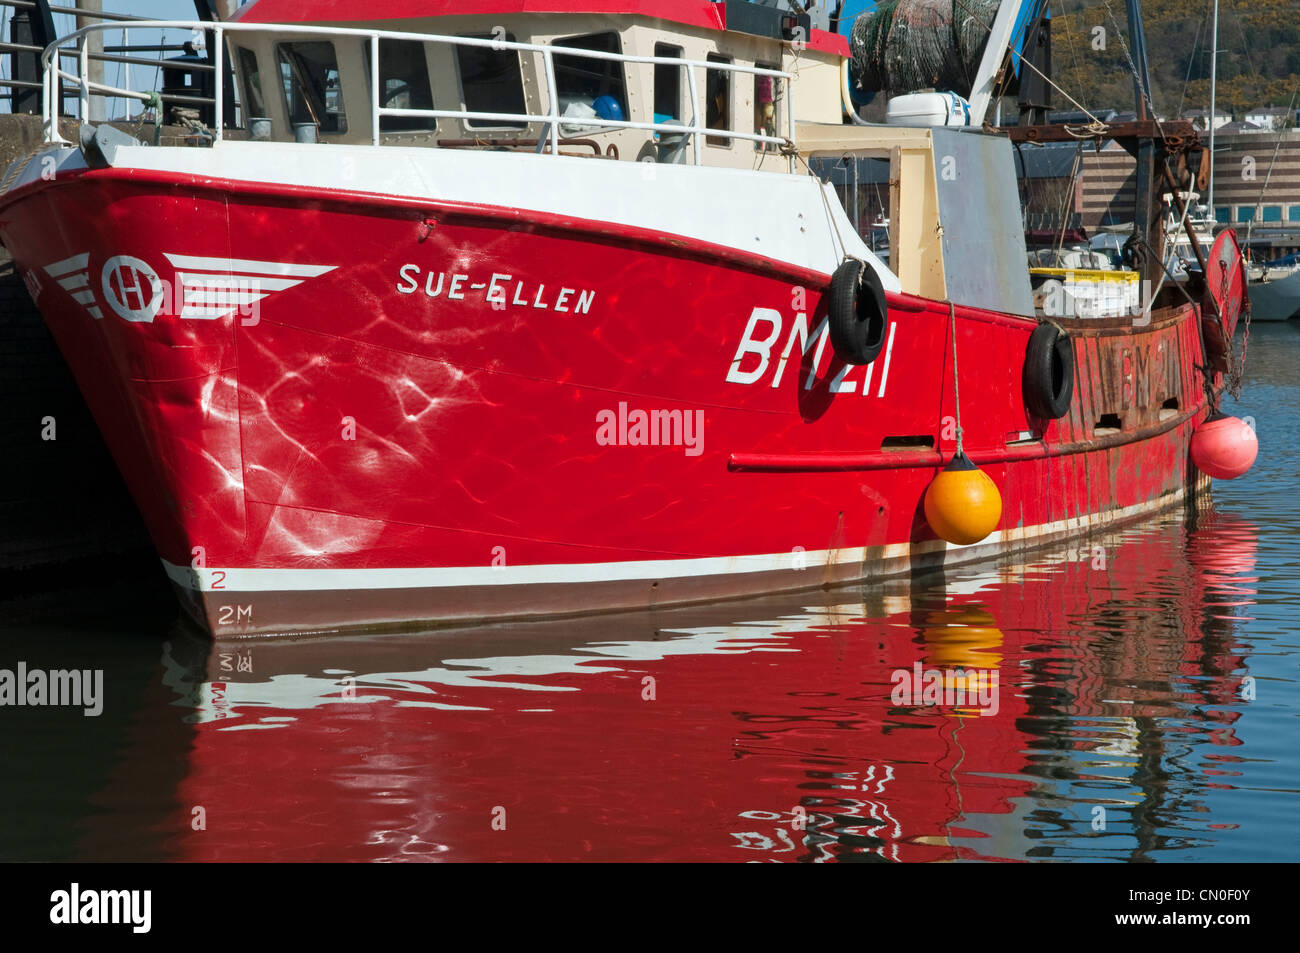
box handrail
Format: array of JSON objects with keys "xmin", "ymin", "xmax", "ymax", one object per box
[
  {"xmin": 40, "ymin": 19, "xmax": 798, "ymax": 162},
  {"xmin": 0, "ymin": 0, "xmax": 145, "ymax": 15}
]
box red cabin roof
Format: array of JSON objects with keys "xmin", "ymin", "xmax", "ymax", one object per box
[{"xmin": 231, "ymin": 0, "xmax": 850, "ymax": 56}]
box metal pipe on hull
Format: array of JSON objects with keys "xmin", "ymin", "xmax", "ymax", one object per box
[{"xmin": 76, "ymin": 0, "xmax": 106, "ymax": 122}]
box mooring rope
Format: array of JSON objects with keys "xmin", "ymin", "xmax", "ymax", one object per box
[{"xmin": 948, "ymin": 300, "xmax": 964, "ymax": 456}]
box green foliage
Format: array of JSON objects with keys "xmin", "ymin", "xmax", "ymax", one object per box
[{"xmin": 1047, "ymin": 0, "xmax": 1300, "ymax": 119}]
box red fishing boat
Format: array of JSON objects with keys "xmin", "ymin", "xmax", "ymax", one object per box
[{"xmin": 0, "ymin": 0, "xmax": 1253, "ymax": 637}]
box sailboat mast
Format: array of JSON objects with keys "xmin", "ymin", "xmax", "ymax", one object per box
[
  {"xmin": 1124, "ymin": 0, "xmax": 1154, "ymax": 118},
  {"xmin": 1209, "ymin": 0, "xmax": 1218, "ymax": 212}
]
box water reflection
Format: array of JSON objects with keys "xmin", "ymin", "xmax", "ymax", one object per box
[{"xmin": 110, "ymin": 496, "xmax": 1257, "ymax": 863}]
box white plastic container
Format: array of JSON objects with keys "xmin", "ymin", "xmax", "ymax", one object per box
[{"xmin": 886, "ymin": 92, "xmax": 972, "ymax": 128}]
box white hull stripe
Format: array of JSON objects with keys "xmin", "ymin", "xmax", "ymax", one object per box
[
  {"xmin": 56, "ymin": 143, "xmax": 901, "ymax": 292},
  {"xmin": 162, "ymin": 491, "xmax": 1182, "ymax": 594},
  {"xmin": 11, "ymin": 143, "xmax": 902, "ymax": 292}
]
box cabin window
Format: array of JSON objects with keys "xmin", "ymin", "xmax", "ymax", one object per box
[
  {"xmin": 653, "ymin": 43, "xmax": 683, "ymax": 123},
  {"xmin": 1263, "ymin": 205, "xmax": 1283, "ymax": 223},
  {"xmin": 365, "ymin": 39, "xmax": 436, "ymax": 132},
  {"xmin": 1215, "ymin": 207, "xmax": 1231, "ymax": 225},
  {"xmin": 809, "ymin": 153, "xmax": 891, "ymax": 259},
  {"xmin": 1237, "ymin": 206, "xmax": 1255, "ymax": 223},
  {"xmin": 705, "ymin": 53, "xmax": 732, "ymax": 146},
  {"xmin": 237, "ymin": 47, "xmax": 265, "ymax": 120},
  {"xmin": 553, "ymin": 32, "xmax": 628, "ymax": 135},
  {"xmin": 455, "ymin": 35, "xmax": 527, "ymax": 129},
  {"xmin": 753, "ymin": 63, "xmax": 781, "ymax": 151},
  {"xmin": 1290, "ymin": 206, "xmax": 1300, "ymax": 222},
  {"xmin": 277, "ymin": 42, "xmax": 347, "ymax": 134}
]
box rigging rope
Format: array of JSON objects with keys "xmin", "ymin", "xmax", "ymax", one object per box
[
  {"xmin": 948, "ymin": 301, "xmax": 964, "ymax": 456},
  {"xmin": 1101, "ymin": 0, "xmax": 1166, "ymax": 141},
  {"xmin": 1176, "ymin": 0, "xmax": 1211, "ymax": 117},
  {"xmin": 1054, "ymin": 142, "xmax": 1084, "ymax": 258}
]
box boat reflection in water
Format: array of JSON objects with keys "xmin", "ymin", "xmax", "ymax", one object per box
[{"xmin": 133, "ymin": 498, "xmax": 1256, "ymax": 862}]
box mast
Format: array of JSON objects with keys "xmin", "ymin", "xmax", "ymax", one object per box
[
  {"xmin": 967, "ymin": 0, "xmax": 1024, "ymax": 126},
  {"xmin": 1124, "ymin": 0, "xmax": 1160, "ymax": 286},
  {"xmin": 1124, "ymin": 0, "xmax": 1154, "ymax": 119},
  {"xmin": 1209, "ymin": 0, "xmax": 1218, "ymax": 213}
]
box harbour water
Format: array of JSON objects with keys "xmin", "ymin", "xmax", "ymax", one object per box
[{"xmin": 0, "ymin": 324, "xmax": 1295, "ymax": 863}]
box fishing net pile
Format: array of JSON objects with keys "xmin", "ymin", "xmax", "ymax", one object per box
[{"xmin": 849, "ymin": 0, "xmax": 999, "ymax": 97}]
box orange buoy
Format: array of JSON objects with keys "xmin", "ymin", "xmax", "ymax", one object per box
[
  {"xmin": 924, "ymin": 452, "xmax": 1002, "ymax": 545},
  {"xmin": 1190, "ymin": 412, "xmax": 1258, "ymax": 480}
]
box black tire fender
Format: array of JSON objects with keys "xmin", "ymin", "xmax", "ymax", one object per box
[
  {"xmin": 1022, "ymin": 321, "xmax": 1075, "ymax": 419},
  {"xmin": 828, "ymin": 258, "xmax": 888, "ymax": 366}
]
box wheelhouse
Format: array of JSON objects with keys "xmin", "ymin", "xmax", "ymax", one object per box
[{"xmin": 222, "ymin": 3, "xmax": 849, "ymax": 170}]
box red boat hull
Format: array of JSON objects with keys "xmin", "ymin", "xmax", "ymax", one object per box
[{"xmin": 0, "ymin": 160, "xmax": 1239, "ymax": 636}]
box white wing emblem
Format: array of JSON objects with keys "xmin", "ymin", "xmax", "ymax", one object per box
[
  {"xmin": 164, "ymin": 254, "xmax": 337, "ymax": 320},
  {"xmin": 44, "ymin": 253, "xmax": 102, "ymax": 319}
]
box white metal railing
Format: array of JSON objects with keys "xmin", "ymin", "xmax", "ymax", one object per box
[{"xmin": 41, "ymin": 20, "xmax": 798, "ymax": 167}]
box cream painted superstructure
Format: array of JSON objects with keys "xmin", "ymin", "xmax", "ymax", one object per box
[
  {"xmin": 796, "ymin": 123, "xmax": 947, "ymax": 301},
  {"xmin": 231, "ymin": 13, "xmax": 842, "ymax": 172}
]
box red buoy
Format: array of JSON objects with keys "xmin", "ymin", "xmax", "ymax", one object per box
[{"xmin": 1190, "ymin": 413, "xmax": 1258, "ymax": 480}]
